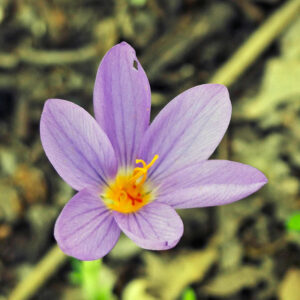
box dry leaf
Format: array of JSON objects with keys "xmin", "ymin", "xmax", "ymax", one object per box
[
  {"xmin": 279, "ymin": 269, "xmax": 300, "ymax": 300},
  {"xmin": 123, "ymin": 247, "xmax": 217, "ymax": 300}
]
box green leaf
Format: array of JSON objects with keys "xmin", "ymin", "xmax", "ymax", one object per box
[
  {"xmin": 287, "ymin": 213, "xmax": 300, "ymax": 231},
  {"xmin": 182, "ymin": 287, "xmax": 197, "ymax": 300}
]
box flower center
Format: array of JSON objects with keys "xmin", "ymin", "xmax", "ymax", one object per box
[{"xmin": 102, "ymin": 155, "xmax": 158, "ymax": 213}]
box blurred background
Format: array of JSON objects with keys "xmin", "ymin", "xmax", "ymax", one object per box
[{"xmin": 0, "ymin": 0, "xmax": 300, "ymax": 299}]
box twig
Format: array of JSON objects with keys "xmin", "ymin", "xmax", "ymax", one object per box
[
  {"xmin": 8, "ymin": 245, "xmax": 66, "ymax": 300},
  {"xmin": 141, "ymin": 3, "xmax": 235, "ymax": 81},
  {"xmin": 232, "ymin": 0, "xmax": 264, "ymax": 22},
  {"xmin": 13, "ymin": 97, "xmax": 29, "ymax": 140},
  {"xmin": 210, "ymin": 0, "xmax": 300, "ymax": 87},
  {"xmin": 210, "ymin": 0, "xmax": 300, "ymax": 160},
  {"xmin": 0, "ymin": 43, "xmax": 101, "ymax": 69}
]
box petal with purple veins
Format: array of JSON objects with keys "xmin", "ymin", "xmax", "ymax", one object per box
[
  {"xmin": 94, "ymin": 42, "xmax": 151, "ymax": 167},
  {"xmin": 139, "ymin": 84, "xmax": 232, "ymax": 182},
  {"xmin": 157, "ymin": 160, "xmax": 268, "ymax": 208},
  {"xmin": 113, "ymin": 202, "xmax": 183, "ymax": 250},
  {"xmin": 54, "ymin": 188, "xmax": 120, "ymax": 260},
  {"xmin": 40, "ymin": 99, "xmax": 117, "ymax": 191}
]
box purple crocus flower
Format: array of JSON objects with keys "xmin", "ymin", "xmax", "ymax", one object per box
[{"xmin": 40, "ymin": 42, "xmax": 267, "ymax": 260}]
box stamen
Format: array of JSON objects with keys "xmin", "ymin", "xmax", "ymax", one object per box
[
  {"xmin": 130, "ymin": 155, "xmax": 159, "ymax": 185},
  {"xmin": 142, "ymin": 154, "xmax": 159, "ymax": 168},
  {"xmin": 102, "ymin": 154, "xmax": 158, "ymax": 213}
]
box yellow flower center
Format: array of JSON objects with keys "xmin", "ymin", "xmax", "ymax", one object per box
[{"xmin": 102, "ymin": 155, "xmax": 159, "ymax": 213}]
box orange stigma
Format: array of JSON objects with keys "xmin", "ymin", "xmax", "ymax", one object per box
[{"xmin": 102, "ymin": 155, "xmax": 158, "ymax": 213}]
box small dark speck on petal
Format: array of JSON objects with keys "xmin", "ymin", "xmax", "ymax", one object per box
[{"xmin": 133, "ymin": 60, "xmax": 138, "ymax": 70}]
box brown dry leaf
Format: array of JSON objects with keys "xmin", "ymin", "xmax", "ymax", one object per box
[
  {"xmin": 239, "ymin": 59, "xmax": 300, "ymax": 120},
  {"xmin": 203, "ymin": 259, "xmax": 273, "ymax": 296},
  {"xmin": 235, "ymin": 16, "xmax": 300, "ymax": 123},
  {"xmin": 278, "ymin": 269, "xmax": 300, "ymax": 300},
  {"xmin": 122, "ymin": 279, "xmax": 157, "ymax": 300},
  {"xmin": 13, "ymin": 164, "xmax": 47, "ymax": 204},
  {"xmin": 0, "ymin": 224, "xmax": 11, "ymax": 239},
  {"xmin": 123, "ymin": 247, "xmax": 217, "ymax": 300}
]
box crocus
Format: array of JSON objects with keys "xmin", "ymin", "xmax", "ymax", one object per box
[{"xmin": 40, "ymin": 42, "xmax": 267, "ymax": 260}]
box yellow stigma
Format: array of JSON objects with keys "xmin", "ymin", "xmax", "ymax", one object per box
[{"xmin": 102, "ymin": 155, "xmax": 159, "ymax": 213}]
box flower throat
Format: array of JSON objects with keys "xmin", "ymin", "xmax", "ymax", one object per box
[{"xmin": 102, "ymin": 155, "xmax": 158, "ymax": 213}]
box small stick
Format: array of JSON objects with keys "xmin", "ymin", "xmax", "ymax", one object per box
[
  {"xmin": 210, "ymin": 0, "xmax": 300, "ymax": 160},
  {"xmin": 232, "ymin": 0, "xmax": 264, "ymax": 22},
  {"xmin": 0, "ymin": 43, "xmax": 100, "ymax": 69},
  {"xmin": 141, "ymin": 3, "xmax": 234, "ymax": 81},
  {"xmin": 210, "ymin": 0, "xmax": 300, "ymax": 87},
  {"xmin": 8, "ymin": 245, "xmax": 66, "ymax": 300}
]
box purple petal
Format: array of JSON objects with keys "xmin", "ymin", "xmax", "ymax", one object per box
[
  {"xmin": 113, "ymin": 202, "xmax": 183, "ymax": 250},
  {"xmin": 138, "ymin": 84, "xmax": 231, "ymax": 182},
  {"xmin": 93, "ymin": 42, "xmax": 151, "ymax": 167},
  {"xmin": 54, "ymin": 188, "xmax": 120, "ymax": 260},
  {"xmin": 157, "ymin": 160, "xmax": 268, "ymax": 208},
  {"xmin": 40, "ymin": 99, "xmax": 117, "ymax": 191}
]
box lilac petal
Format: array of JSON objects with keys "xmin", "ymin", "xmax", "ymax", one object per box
[
  {"xmin": 113, "ymin": 202, "xmax": 183, "ymax": 250},
  {"xmin": 157, "ymin": 160, "xmax": 268, "ymax": 208},
  {"xmin": 40, "ymin": 99, "xmax": 117, "ymax": 191},
  {"xmin": 138, "ymin": 84, "xmax": 231, "ymax": 182},
  {"xmin": 54, "ymin": 188, "xmax": 120, "ymax": 260},
  {"xmin": 93, "ymin": 42, "xmax": 151, "ymax": 167}
]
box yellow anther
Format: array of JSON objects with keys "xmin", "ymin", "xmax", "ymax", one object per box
[
  {"xmin": 136, "ymin": 154, "xmax": 159, "ymax": 170},
  {"xmin": 135, "ymin": 159, "xmax": 146, "ymax": 168},
  {"xmin": 146, "ymin": 154, "xmax": 159, "ymax": 168},
  {"xmin": 130, "ymin": 155, "xmax": 159, "ymax": 185}
]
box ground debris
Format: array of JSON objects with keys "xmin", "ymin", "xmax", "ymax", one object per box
[
  {"xmin": 279, "ymin": 269, "xmax": 300, "ymax": 300},
  {"xmin": 123, "ymin": 247, "xmax": 217, "ymax": 300},
  {"xmin": 203, "ymin": 258, "xmax": 275, "ymax": 297}
]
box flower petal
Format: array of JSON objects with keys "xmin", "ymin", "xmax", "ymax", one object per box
[
  {"xmin": 113, "ymin": 202, "xmax": 183, "ymax": 250},
  {"xmin": 54, "ymin": 188, "xmax": 120, "ymax": 260},
  {"xmin": 138, "ymin": 84, "xmax": 231, "ymax": 182},
  {"xmin": 93, "ymin": 42, "xmax": 151, "ymax": 167},
  {"xmin": 40, "ymin": 99, "xmax": 117, "ymax": 191},
  {"xmin": 157, "ymin": 160, "xmax": 268, "ymax": 208}
]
